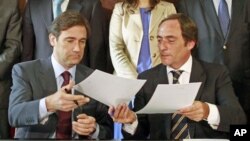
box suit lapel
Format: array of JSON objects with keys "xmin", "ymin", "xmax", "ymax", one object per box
[
  {"xmin": 39, "ymin": 58, "xmax": 57, "ymax": 97},
  {"xmin": 75, "ymin": 65, "xmax": 93, "ymax": 84},
  {"xmin": 156, "ymin": 65, "xmax": 172, "ymax": 139},
  {"xmin": 189, "ymin": 58, "xmax": 206, "ymax": 138},
  {"xmin": 156, "ymin": 64, "xmax": 169, "ymax": 85},
  {"xmin": 38, "ymin": 0, "xmax": 53, "ymax": 32},
  {"xmin": 149, "ymin": 3, "xmax": 165, "ymax": 33},
  {"xmin": 129, "ymin": 7, "xmax": 143, "ymax": 31},
  {"xmin": 227, "ymin": 0, "xmax": 245, "ymax": 40},
  {"xmin": 200, "ymin": 0, "xmax": 224, "ymax": 38}
]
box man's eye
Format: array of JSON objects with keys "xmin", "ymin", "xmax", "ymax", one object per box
[
  {"xmin": 168, "ymin": 39, "xmax": 175, "ymax": 43},
  {"xmin": 66, "ymin": 40, "xmax": 74, "ymax": 43},
  {"xmin": 157, "ymin": 38, "xmax": 162, "ymax": 43},
  {"xmin": 80, "ymin": 40, "xmax": 86, "ymax": 44}
]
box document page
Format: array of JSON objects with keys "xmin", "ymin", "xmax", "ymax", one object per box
[
  {"xmin": 136, "ymin": 82, "xmax": 201, "ymax": 114},
  {"xmin": 73, "ymin": 70, "xmax": 146, "ymax": 107}
]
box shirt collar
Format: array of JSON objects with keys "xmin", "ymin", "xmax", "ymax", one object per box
[
  {"xmin": 167, "ymin": 55, "xmax": 193, "ymax": 74},
  {"xmin": 51, "ymin": 55, "xmax": 76, "ymax": 79}
]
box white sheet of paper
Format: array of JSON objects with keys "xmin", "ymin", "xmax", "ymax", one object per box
[
  {"xmin": 73, "ymin": 70, "xmax": 146, "ymax": 107},
  {"xmin": 136, "ymin": 82, "xmax": 201, "ymax": 114}
]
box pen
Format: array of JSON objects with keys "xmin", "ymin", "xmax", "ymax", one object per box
[
  {"xmin": 64, "ymin": 88, "xmax": 79, "ymax": 106},
  {"xmin": 72, "ymin": 87, "xmax": 79, "ymax": 106}
]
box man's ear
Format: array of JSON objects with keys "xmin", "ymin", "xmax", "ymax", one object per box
[
  {"xmin": 49, "ymin": 33, "xmax": 56, "ymax": 47},
  {"xmin": 187, "ymin": 40, "xmax": 196, "ymax": 50}
]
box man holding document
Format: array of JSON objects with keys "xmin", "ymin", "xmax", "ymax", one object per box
[
  {"xmin": 109, "ymin": 13, "xmax": 246, "ymax": 140},
  {"xmin": 9, "ymin": 11, "xmax": 113, "ymax": 139}
]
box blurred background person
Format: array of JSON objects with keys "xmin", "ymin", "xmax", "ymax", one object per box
[
  {"xmin": 0, "ymin": 0, "xmax": 22, "ymax": 138},
  {"xmin": 109, "ymin": 0, "xmax": 176, "ymax": 79},
  {"xmin": 176, "ymin": 0, "xmax": 250, "ymax": 123}
]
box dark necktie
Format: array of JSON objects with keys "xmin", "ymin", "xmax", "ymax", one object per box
[
  {"xmin": 170, "ymin": 70, "xmax": 189, "ymax": 139},
  {"xmin": 218, "ymin": 0, "xmax": 230, "ymax": 38},
  {"xmin": 56, "ymin": 71, "xmax": 72, "ymax": 139}
]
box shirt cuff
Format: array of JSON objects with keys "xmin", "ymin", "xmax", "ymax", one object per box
[
  {"xmin": 122, "ymin": 118, "xmax": 138, "ymax": 135},
  {"xmin": 39, "ymin": 98, "xmax": 53, "ymax": 124},
  {"xmin": 206, "ymin": 102, "xmax": 220, "ymax": 129},
  {"xmin": 90, "ymin": 124, "xmax": 99, "ymax": 139}
]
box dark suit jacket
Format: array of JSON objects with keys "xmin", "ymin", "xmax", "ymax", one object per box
[
  {"xmin": 21, "ymin": 0, "xmax": 113, "ymax": 73},
  {"xmin": 0, "ymin": 0, "xmax": 21, "ymax": 138},
  {"xmin": 123, "ymin": 58, "xmax": 246, "ymax": 140},
  {"xmin": 176, "ymin": 0, "xmax": 250, "ymax": 123},
  {"xmin": 8, "ymin": 58, "xmax": 113, "ymax": 139}
]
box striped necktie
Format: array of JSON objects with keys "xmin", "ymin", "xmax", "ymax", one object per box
[{"xmin": 170, "ymin": 70, "xmax": 189, "ymax": 139}]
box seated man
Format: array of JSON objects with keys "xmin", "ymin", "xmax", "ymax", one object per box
[
  {"xmin": 109, "ymin": 13, "xmax": 246, "ymax": 140},
  {"xmin": 8, "ymin": 11, "xmax": 113, "ymax": 139}
]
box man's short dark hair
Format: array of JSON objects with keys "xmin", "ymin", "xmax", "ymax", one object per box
[
  {"xmin": 159, "ymin": 13, "xmax": 198, "ymax": 44},
  {"xmin": 49, "ymin": 11, "xmax": 90, "ymax": 39}
]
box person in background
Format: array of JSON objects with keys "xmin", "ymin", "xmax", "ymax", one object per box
[
  {"xmin": 176, "ymin": 0, "xmax": 250, "ymax": 123},
  {"xmin": 9, "ymin": 11, "xmax": 113, "ymax": 139},
  {"xmin": 109, "ymin": 13, "xmax": 246, "ymax": 140},
  {"xmin": 109, "ymin": 0, "xmax": 176, "ymax": 79},
  {"xmin": 21, "ymin": 0, "xmax": 113, "ymax": 74},
  {"xmin": 0, "ymin": 0, "xmax": 22, "ymax": 138}
]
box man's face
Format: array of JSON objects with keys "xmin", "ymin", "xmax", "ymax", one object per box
[
  {"xmin": 50, "ymin": 25, "xmax": 87, "ymax": 69},
  {"xmin": 157, "ymin": 19, "xmax": 194, "ymax": 69}
]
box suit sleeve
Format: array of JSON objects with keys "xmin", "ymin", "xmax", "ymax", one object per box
[
  {"xmin": 8, "ymin": 64, "xmax": 40, "ymax": 127},
  {"xmin": 215, "ymin": 67, "xmax": 247, "ymax": 132},
  {"xmin": 0, "ymin": 0, "xmax": 21, "ymax": 79}
]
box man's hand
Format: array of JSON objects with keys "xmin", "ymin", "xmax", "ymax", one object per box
[
  {"xmin": 45, "ymin": 80, "xmax": 90, "ymax": 112},
  {"xmin": 178, "ymin": 101, "xmax": 209, "ymax": 122},
  {"xmin": 72, "ymin": 114, "xmax": 97, "ymax": 136},
  {"xmin": 108, "ymin": 103, "xmax": 136, "ymax": 124}
]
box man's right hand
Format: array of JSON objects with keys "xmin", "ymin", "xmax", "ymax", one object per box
[
  {"xmin": 45, "ymin": 81, "xmax": 90, "ymax": 112},
  {"xmin": 108, "ymin": 103, "xmax": 137, "ymax": 124}
]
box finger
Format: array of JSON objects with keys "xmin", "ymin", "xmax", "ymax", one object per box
[
  {"xmin": 77, "ymin": 116, "xmax": 95, "ymax": 124},
  {"xmin": 113, "ymin": 104, "xmax": 123, "ymax": 118},
  {"xmin": 76, "ymin": 97, "xmax": 90, "ymax": 106},
  {"xmin": 61, "ymin": 80, "xmax": 75, "ymax": 93},
  {"xmin": 122, "ymin": 103, "xmax": 130, "ymax": 118},
  {"xmin": 108, "ymin": 106, "xmax": 115, "ymax": 116},
  {"xmin": 72, "ymin": 121, "xmax": 93, "ymax": 135},
  {"xmin": 117, "ymin": 104, "xmax": 127, "ymax": 118}
]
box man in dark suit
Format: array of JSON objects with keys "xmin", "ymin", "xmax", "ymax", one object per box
[
  {"xmin": 9, "ymin": 11, "xmax": 113, "ymax": 139},
  {"xmin": 0, "ymin": 0, "xmax": 22, "ymax": 138},
  {"xmin": 176, "ymin": 0, "xmax": 250, "ymax": 123},
  {"xmin": 108, "ymin": 13, "xmax": 246, "ymax": 140},
  {"xmin": 21, "ymin": 0, "xmax": 113, "ymax": 73}
]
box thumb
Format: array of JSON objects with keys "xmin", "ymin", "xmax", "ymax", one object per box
[{"xmin": 62, "ymin": 80, "xmax": 75, "ymax": 93}]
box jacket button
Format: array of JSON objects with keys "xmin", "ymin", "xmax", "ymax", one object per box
[
  {"xmin": 223, "ymin": 45, "xmax": 227, "ymax": 50},
  {"xmin": 150, "ymin": 36, "xmax": 154, "ymax": 41}
]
